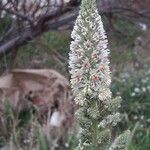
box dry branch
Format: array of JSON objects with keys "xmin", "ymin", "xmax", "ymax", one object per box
[{"xmin": 0, "ymin": 0, "xmax": 150, "ymax": 55}]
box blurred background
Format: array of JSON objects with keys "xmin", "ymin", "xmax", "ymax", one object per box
[{"xmin": 0, "ymin": 0, "xmax": 150, "ymax": 150}]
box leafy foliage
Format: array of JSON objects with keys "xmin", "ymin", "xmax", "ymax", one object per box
[{"xmin": 112, "ymin": 67, "xmax": 150, "ymax": 150}]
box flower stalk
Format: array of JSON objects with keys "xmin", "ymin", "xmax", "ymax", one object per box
[{"xmin": 69, "ymin": 0, "xmax": 131, "ymax": 149}]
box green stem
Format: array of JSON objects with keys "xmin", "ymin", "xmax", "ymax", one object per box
[{"xmin": 92, "ymin": 117, "xmax": 98, "ymax": 150}]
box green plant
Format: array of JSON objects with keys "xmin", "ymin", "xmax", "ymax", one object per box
[
  {"xmin": 112, "ymin": 68, "xmax": 150, "ymax": 150},
  {"xmin": 69, "ymin": 0, "xmax": 130, "ymax": 149},
  {"xmin": 0, "ymin": 99, "xmax": 68, "ymax": 150}
]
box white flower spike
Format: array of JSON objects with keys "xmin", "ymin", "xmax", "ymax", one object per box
[{"xmin": 69, "ymin": 0, "xmax": 131, "ymax": 149}]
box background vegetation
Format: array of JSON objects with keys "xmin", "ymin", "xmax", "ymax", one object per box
[{"xmin": 0, "ymin": 0, "xmax": 150, "ymax": 149}]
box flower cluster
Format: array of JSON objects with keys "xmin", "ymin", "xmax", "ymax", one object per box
[
  {"xmin": 69, "ymin": 0, "xmax": 130, "ymax": 149},
  {"xmin": 112, "ymin": 67, "xmax": 150, "ymax": 146},
  {"xmin": 109, "ymin": 130, "xmax": 131, "ymax": 150},
  {"xmin": 69, "ymin": 0, "xmax": 111, "ymax": 106}
]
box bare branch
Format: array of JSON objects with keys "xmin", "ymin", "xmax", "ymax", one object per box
[
  {"xmin": 0, "ymin": 0, "xmax": 150, "ymax": 56},
  {"xmin": 0, "ymin": 7, "xmax": 78, "ymax": 54}
]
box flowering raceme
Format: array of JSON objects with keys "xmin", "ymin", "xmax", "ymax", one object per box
[
  {"xmin": 69, "ymin": 0, "xmax": 112, "ymax": 106},
  {"xmin": 69, "ymin": 0, "xmax": 131, "ymax": 149}
]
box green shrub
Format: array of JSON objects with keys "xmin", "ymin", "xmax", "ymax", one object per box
[{"xmin": 112, "ymin": 68, "xmax": 150, "ymax": 150}]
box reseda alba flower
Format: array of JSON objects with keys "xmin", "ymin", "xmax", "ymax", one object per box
[
  {"xmin": 69, "ymin": 0, "xmax": 111, "ymax": 105},
  {"xmin": 69, "ymin": 0, "xmax": 130, "ymax": 149}
]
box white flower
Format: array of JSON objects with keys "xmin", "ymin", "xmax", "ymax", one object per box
[
  {"xmin": 142, "ymin": 87, "xmax": 146, "ymax": 92},
  {"xmin": 147, "ymin": 86, "xmax": 150, "ymax": 91},
  {"xmin": 98, "ymin": 113, "xmax": 121, "ymax": 128},
  {"xmin": 98, "ymin": 88, "xmax": 112, "ymax": 101},
  {"xmin": 50, "ymin": 111, "xmax": 65, "ymax": 127},
  {"xmin": 147, "ymin": 118, "xmax": 150, "ymax": 123},
  {"xmin": 131, "ymin": 92, "xmax": 136, "ymax": 97},
  {"xmin": 141, "ymin": 79, "xmax": 147, "ymax": 84},
  {"xmin": 138, "ymin": 22, "xmax": 147, "ymax": 31},
  {"xmin": 116, "ymin": 92, "xmax": 121, "ymax": 95},
  {"xmin": 69, "ymin": 0, "xmax": 111, "ymax": 104},
  {"xmin": 140, "ymin": 115, "xmax": 144, "ymax": 120},
  {"xmin": 68, "ymin": 0, "xmax": 130, "ymax": 149},
  {"xmin": 65, "ymin": 143, "xmax": 69, "ymax": 148},
  {"xmin": 134, "ymin": 88, "xmax": 140, "ymax": 93}
]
